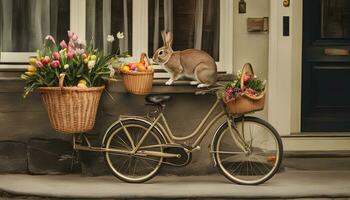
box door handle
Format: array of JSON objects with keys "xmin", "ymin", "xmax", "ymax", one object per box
[{"xmin": 324, "ymin": 48, "xmax": 349, "ymax": 56}]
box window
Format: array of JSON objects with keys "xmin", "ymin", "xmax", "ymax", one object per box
[
  {"xmin": 86, "ymin": 0, "xmax": 132, "ymax": 54},
  {"xmin": 148, "ymin": 0, "xmax": 220, "ymax": 60},
  {"xmin": 1, "ymin": 0, "xmax": 233, "ymax": 74},
  {"xmin": 0, "ymin": 0, "xmax": 70, "ymax": 62}
]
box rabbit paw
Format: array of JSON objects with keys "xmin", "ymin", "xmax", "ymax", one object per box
[
  {"xmin": 197, "ymin": 83, "xmax": 210, "ymax": 88},
  {"xmin": 165, "ymin": 79, "xmax": 174, "ymax": 85},
  {"xmin": 190, "ymin": 81, "xmax": 199, "ymax": 85}
]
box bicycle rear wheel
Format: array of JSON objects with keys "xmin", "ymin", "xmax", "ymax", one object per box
[
  {"xmin": 213, "ymin": 116, "xmax": 283, "ymax": 185},
  {"xmin": 104, "ymin": 119, "xmax": 164, "ymax": 183}
]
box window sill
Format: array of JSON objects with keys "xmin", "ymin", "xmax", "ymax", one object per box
[{"xmin": 0, "ymin": 68, "xmax": 233, "ymax": 93}]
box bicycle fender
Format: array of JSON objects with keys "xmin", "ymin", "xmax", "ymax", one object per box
[{"xmin": 210, "ymin": 121, "xmax": 228, "ymax": 167}]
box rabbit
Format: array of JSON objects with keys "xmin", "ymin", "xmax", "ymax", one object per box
[{"xmin": 152, "ymin": 31, "xmax": 217, "ymax": 88}]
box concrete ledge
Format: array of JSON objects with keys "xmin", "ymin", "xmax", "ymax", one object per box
[{"xmin": 0, "ymin": 171, "xmax": 350, "ymax": 199}]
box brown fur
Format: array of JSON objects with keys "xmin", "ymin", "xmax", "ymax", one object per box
[{"xmin": 153, "ymin": 31, "xmax": 217, "ymax": 87}]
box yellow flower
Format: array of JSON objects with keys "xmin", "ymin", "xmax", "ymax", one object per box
[
  {"xmin": 90, "ymin": 55, "xmax": 97, "ymax": 61},
  {"xmin": 83, "ymin": 58, "xmax": 89, "ymax": 64},
  {"xmin": 29, "ymin": 58, "xmax": 37, "ymax": 65},
  {"xmin": 78, "ymin": 79, "xmax": 87, "ymax": 85},
  {"xmin": 77, "ymin": 79, "xmax": 88, "ymax": 88},
  {"xmin": 25, "ymin": 72, "xmax": 34, "ymax": 76},
  {"xmin": 20, "ymin": 74, "xmax": 28, "ymax": 80},
  {"xmin": 27, "ymin": 65, "xmax": 37, "ymax": 72}
]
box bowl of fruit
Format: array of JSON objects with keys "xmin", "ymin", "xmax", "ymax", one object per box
[{"xmin": 121, "ymin": 53, "xmax": 154, "ymax": 95}]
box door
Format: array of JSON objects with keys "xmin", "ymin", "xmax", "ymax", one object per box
[{"xmin": 302, "ymin": 0, "xmax": 350, "ymax": 131}]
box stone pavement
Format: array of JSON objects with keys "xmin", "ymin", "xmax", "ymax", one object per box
[{"xmin": 0, "ymin": 170, "xmax": 350, "ymax": 199}]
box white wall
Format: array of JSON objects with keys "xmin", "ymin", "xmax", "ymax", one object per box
[{"xmin": 232, "ymin": 0, "xmax": 270, "ymax": 120}]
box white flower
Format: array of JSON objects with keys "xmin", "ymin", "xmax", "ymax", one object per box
[
  {"xmin": 108, "ymin": 65, "xmax": 115, "ymax": 77},
  {"xmin": 77, "ymin": 39, "xmax": 86, "ymax": 46},
  {"xmin": 107, "ymin": 35, "xmax": 115, "ymax": 43},
  {"xmin": 88, "ymin": 60, "xmax": 96, "ymax": 69},
  {"xmin": 117, "ymin": 32, "xmax": 124, "ymax": 39},
  {"xmin": 76, "ymin": 48, "xmax": 85, "ymax": 55},
  {"xmin": 64, "ymin": 64, "xmax": 69, "ymax": 69}
]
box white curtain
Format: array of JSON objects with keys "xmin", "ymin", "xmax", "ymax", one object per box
[
  {"xmin": 194, "ymin": 0, "xmax": 203, "ymax": 50},
  {"xmin": 86, "ymin": 0, "xmax": 130, "ymax": 54},
  {"xmin": 0, "ymin": 0, "xmax": 59, "ymax": 52},
  {"xmin": 152, "ymin": 0, "xmax": 204, "ymax": 50},
  {"xmin": 102, "ymin": 0, "xmax": 111, "ymax": 54}
]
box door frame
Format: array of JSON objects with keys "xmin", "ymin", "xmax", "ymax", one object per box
[{"xmin": 268, "ymin": 0, "xmax": 303, "ymax": 135}]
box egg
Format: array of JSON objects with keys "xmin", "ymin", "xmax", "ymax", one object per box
[{"xmin": 122, "ymin": 65, "xmax": 130, "ymax": 72}]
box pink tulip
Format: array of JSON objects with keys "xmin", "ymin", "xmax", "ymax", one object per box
[
  {"xmin": 53, "ymin": 52, "xmax": 60, "ymax": 60},
  {"xmin": 60, "ymin": 40, "xmax": 67, "ymax": 49},
  {"xmin": 82, "ymin": 53, "xmax": 87, "ymax": 59},
  {"xmin": 72, "ymin": 34, "xmax": 78, "ymax": 41},
  {"xmin": 45, "ymin": 35, "xmax": 56, "ymax": 44},
  {"xmin": 35, "ymin": 61, "xmax": 43, "ymax": 68},
  {"xmin": 68, "ymin": 30, "xmax": 74, "ymax": 38},
  {"xmin": 68, "ymin": 30, "xmax": 78, "ymax": 41},
  {"xmin": 51, "ymin": 60, "xmax": 60, "ymax": 68},
  {"xmin": 67, "ymin": 50, "xmax": 76, "ymax": 59},
  {"xmin": 68, "ymin": 40, "xmax": 75, "ymax": 50},
  {"xmin": 41, "ymin": 56, "xmax": 51, "ymax": 65}
]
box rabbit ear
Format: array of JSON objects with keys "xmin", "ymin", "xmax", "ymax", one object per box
[
  {"xmin": 161, "ymin": 30, "xmax": 167, "ymax": 46},
  {"xmin": 165, "ymin": 32, "xmax": 173, "ymax": 48}
]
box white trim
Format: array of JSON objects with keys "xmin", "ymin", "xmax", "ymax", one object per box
[
  {"xmin": 219, "ymin": 0, "xmax": 234, "ymax": 73},
  {"xmin": 132, "ymin": 1, "xmax": 148, "ymax": 61},
  {"xmin": 268, "ymin": 0, "xmax": 303, "ymax": 135},
  {"xmin": 70, "ymin": 0, "xmax": 86, "ymax": 41},
  {"xmin": 290, "ymin": 0, "xmax": 303, "ymax": 133},
  {"xmin": 268, "ymin": 1, "xmax": 293, "ymax": 136},
  {"xmin": 0, "ymin": 52, "xmax": 35, "ymax": 63}
]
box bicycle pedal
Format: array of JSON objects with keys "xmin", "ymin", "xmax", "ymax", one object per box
[{"xmin": 192, "ymin": 146, "xmax": 201, "ymax": 152}]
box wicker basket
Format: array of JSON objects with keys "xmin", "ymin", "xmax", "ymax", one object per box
[
  {"xmin": 224, "ymin": 63, "xmax": 266, "ymax": 114},
  {"xmin": 37, "ymin": 74, "xmax": 104, "ymax": 134},
  {"xmin": 122, "ymin": 71, "xmax": 154, "ymax": 95},
  {"xmin": 122, "ymin": 53, "xmax": 154, "ymax": 95}
]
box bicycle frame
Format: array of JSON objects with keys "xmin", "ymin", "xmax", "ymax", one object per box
[
  {"xmin": 75, "ymin": 96, "xmax": 251, "ymax": 158},
  {"xmin": 135, "ymin": 99, "xmax": 226, "ymax": 151}
]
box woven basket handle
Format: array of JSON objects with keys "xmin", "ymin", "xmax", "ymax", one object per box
[
  {"xmin": 240, "ymin": 63, "xmax": 254, "ymax": 90},
  {"xmin": 139, "ymin": 52, "xmax": 150, "ymax": 66},
  {"xmin": 59, "ymin": 73, "xmax": 65, "ymax": 90}
]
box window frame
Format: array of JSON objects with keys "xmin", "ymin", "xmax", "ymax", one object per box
[{"xmin": 0, "ymin": 0, "xmax": 233, "ymax": 74}]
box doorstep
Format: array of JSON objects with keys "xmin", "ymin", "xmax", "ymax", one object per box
[{"xmin": 1, "ymin": 170, "xmax": 350, "ymax": 199}]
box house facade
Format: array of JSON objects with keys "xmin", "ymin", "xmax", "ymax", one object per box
[{"xmin": 0, "ymin": 0, "xmax": 349, "ymax": 173}]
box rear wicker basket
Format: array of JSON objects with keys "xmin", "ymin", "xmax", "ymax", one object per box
[
  {"xmin": 37, "ymin": 86, "xmax": 104, "ymax": 134},
  {"xmin": 122, "ymin": 71, "xmax": 154, "ymax": 95},
  {"xmin": 223, "ymin": 63, "xmax": 266, "ymax": 114}
]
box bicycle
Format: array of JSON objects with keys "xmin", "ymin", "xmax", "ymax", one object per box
[{"xmin": 74, "ymin": 87, "xmax": 283, "ymax": 185}]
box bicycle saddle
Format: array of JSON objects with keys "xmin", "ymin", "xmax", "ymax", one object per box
[{"xmin": 145, "ymin": 94, "xmax": 172, "ymax": 105}]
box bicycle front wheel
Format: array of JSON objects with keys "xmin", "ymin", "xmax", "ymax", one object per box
[
  {"xmin": 104, "ymin": 119, "xmax": 164, "ymax": 183},
  {"xmin": 213, "ymin": 116, "xmax": 283, "ymax": 185}
]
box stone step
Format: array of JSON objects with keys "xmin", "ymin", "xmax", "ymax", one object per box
[{"xmin": 283, "ymin": 151, "xmax": 350, "ymax": 170}]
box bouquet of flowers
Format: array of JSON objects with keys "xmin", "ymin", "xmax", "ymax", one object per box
[
  {"xmin": 21, "ymin": 31, "xmax": 126, "ymax": 98},
  {"xmin": 222, "ymin": 66, "xmax": 266, "ymax": 102}
]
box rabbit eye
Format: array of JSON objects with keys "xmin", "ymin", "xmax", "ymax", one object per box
[{"xmin": 159, "ymin": 50, "xmax": 164, "ymax": 55}]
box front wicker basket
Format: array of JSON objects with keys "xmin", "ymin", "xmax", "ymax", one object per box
[
  {"xmin": 223, "ymin": 63, "xmax": 266, "ymax": 115},
  {"xmin": 224, "ymin": 95, "xmax": 265, "ymax": 115},
  {"xmin": 122, "ymin": 71, "xmax": 154, "ymax": 95},
  {"xmin": 37, "ymin": 86, "xmax": 105, "ymax": 134}
]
